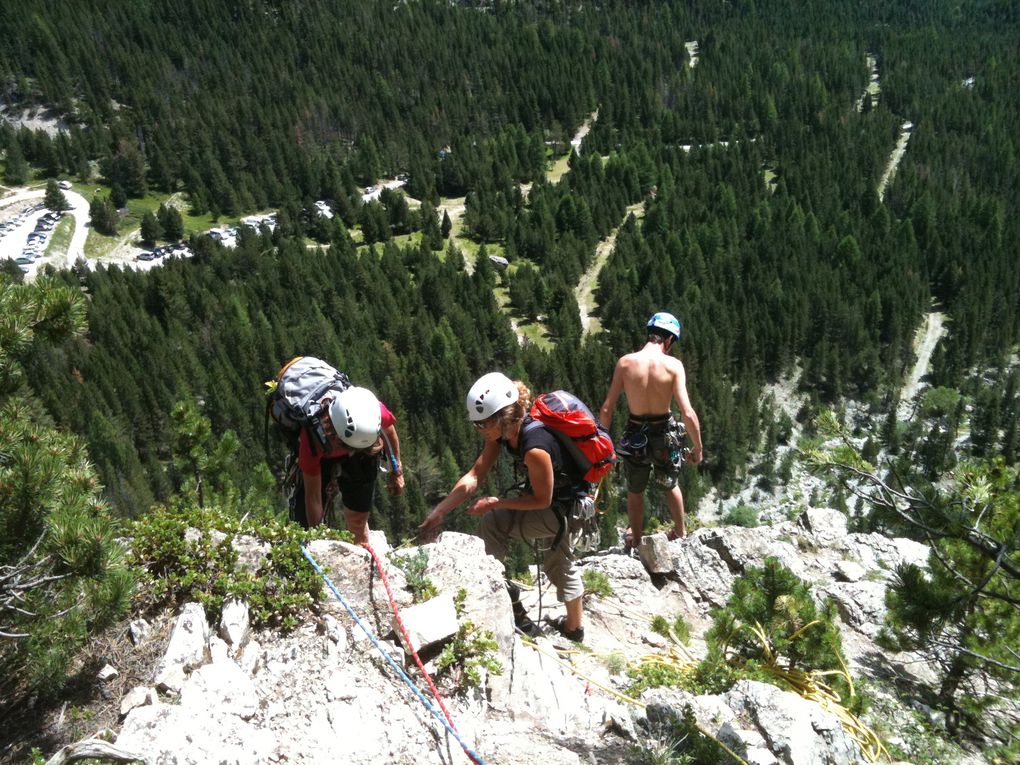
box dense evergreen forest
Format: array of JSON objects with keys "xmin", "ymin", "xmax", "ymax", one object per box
[{"xmin": 2, "ymin": 0, "xmax": 1018, "ymax": 542}]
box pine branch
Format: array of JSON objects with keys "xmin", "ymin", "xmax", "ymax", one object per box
[
  {"xmin": 922, "ymin": 531, "xmax": 1020, "ymax": 612},
  {"xmin": 831, "ymin": 461, "xmax": 1020, "ymax": 582},
  {"xmin": 929, "ymin": 637, "xmax": 1020, "ymax": 674}
]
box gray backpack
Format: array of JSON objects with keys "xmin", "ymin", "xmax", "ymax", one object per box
[{"xmin": 266, "ymin": 356, "xmax": 351, "ymax": 451}]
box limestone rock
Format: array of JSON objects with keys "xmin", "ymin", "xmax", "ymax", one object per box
[
  {"xmin": 305, "ymin": 538, "xmax": 411, "ymax": 616},
  {"xmin": 671, "ymin": 532, "xmax": 738, "ymax": 606},
  {"xmin": 392, "ymin": 592, "xmax": 458, "ymax": 654},
  {"xmin": 819, "ymin": 580, "xmax": 889, "ymax": 638},
  {"xmin": 424, "ymin": 532, "xmax": 514, "ymax": 704},
  {"xmin": 154, "ymin": 602, "xmax": 211, "ymax": 693},
  {"xmin": 129, "ymin": 618, "xmax": 151, "ymax": 645},
  {"xmin": 832, "ymin": 559, "xmax": 867, "ymax": 583},
  {"xmin": 119, "ymin": 686, "xmax": 156, "ymax": 718},
  {"xmin": 724, "ymin": 680, "xmax": 863, "ymax": 764},
  {"xmin": 219, "ymin": 598, "xmax": 251, "ymax": 650},
  {"xmin": 797, "ymin": 507, "xmax": 849, "ymax": 546},
  {"xmin": 638, "ymin": 531, "xmax": 674, "ymax": 573},
  {"xmin": 181, "ymin": 661, "xmax": 260, "ymax": 721},
  {"xmin": 646, "ymin": 681, "xmax": 864, "ymax": 765},
  {"xmin": 232, "ymin": 533, "xmax": 270, "ymax": 572},
  {"xmin": 117, "ymin": 702, "xmax": 277, "ymax": 765}
]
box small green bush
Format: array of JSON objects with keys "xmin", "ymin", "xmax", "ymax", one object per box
[
  {"xmin": 605, "ymin": 651, "xmax": 627, "ymax": 675},
  {"xmin": 625, "ymin": 659, "xmax": 690, "ymax": 696},
  {"xmin": 630, "ymin": 706, "xmax": 742, "ymax": 765},
  {"xmin": 582, "ymin": 568, "xmax": 614, "ymax": 598},
  {"xmin": 702, "ymin": 557, "xmax": 864, "ymax": 713},
  {"xmin": 130, "ymin": 500, "xmax": 346, "ymax": 631},
  {"xmin": 389, "ymin": 548, "xmax": 439, "ymax": 603},
  {"xmin": 435, "ymin": 589, "xmax": 502, "ymax": 693},
  {"xmin": 721, "ymin": 504, "xmax": 759, "ymax": 528},
  {"xmin": 651, "ymin": 614, "xmax": 691, "ymax": 645}
]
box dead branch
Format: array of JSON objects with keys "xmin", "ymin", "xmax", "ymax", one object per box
[{"xmin": 44, "ymin": 738, "xmax": 147, "ymax": 765}]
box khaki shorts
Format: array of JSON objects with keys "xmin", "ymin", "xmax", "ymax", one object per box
[{"xmin": 618, "ymin": 414, "xmax": 684, "ymax": 493}]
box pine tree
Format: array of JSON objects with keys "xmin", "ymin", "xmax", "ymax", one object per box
[
  {"xmin": 140, "ymin": 211, "xmax": 160, "ymax": 245},
  {"xmin": 0, "ymin": 278, "xmax": 133, "ymax": 701},
  {"xmin": 3, "ymin": 138, "xmax": 29, "ymax": 185},
  {"xmin": 43, "ymin": 179, "xmax": 69, "ymax": 212},
  {"xmin": 158, "ymin": 203, "xmax": 185, "ymax": 241}
]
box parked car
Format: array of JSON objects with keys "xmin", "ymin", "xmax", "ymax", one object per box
[{"xmin": 58, "ymin": 180, "xmax": 72, "ymax": 190}]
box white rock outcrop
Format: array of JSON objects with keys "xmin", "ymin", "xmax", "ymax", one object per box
[{"xmin": 98, "ymin": 513, "xmax": 938, "ymax": 765}]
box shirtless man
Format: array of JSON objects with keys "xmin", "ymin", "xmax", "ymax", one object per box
[{"xmin": 599, "ymin": 312, "xmax": 703, "ymax": 544}]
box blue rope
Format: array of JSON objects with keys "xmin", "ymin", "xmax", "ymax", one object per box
[{"xmin": 301, "ymin": 545, "xmax": 488, "ymax": 765}]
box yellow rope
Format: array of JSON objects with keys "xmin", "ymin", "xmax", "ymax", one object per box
[{"xmin": 732, "ymin": 620, "xmax": 888, "ymax": 763}]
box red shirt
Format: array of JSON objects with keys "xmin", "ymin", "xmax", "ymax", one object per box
[{"xmin": 298, "ymin": 402, "xmax": 396, "ymax": 476}]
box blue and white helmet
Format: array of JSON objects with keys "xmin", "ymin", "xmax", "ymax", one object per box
[
  {"xmin": 647, "ymin": 311, "xmax": 681, "ymax": 341},
  {"xmin": 466, "ymin": 372, "xmax": 517, "ymax": 421}
]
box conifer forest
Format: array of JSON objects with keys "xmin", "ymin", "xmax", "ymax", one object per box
[{"xmin": 1, "ymin": 1, "xmax": 1019, "ymax": 755}]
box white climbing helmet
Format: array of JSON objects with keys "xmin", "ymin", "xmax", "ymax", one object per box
[
  {"xmin": 466, "ymin": 372, "xmax": 518, "ymax": 422},
  {"xmin": 328, "ymin": 386, "xmax": 382, "ymax": 449}
]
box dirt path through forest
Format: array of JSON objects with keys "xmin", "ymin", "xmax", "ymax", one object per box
[
  {"xmin": 878, "ymin": 122, "xmax": 913, "ymax": 202},
  {"xmin": 897, "ymin": 309, "xmax": 947, "ymax": 420},
  {"xmin": 570, "ymin": 110, "xmax": 598, "ymax": 156},
  {"xmin": 575, "ymin": 202, "xmax": 644, "ymax": 334}
]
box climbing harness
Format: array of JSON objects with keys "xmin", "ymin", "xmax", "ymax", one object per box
[{"xmin": 301, "ymin": 546, "xmax": 488, "ymax": 765}]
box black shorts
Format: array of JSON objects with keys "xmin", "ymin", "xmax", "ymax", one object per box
[{"xmin": 291, "ymin": 452, "xmax": 380, "ymax": 528}]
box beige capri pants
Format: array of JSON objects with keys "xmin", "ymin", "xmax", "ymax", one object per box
[{"xmin": 477, "ymin": 504, "xmax": 584, "ymax": 603}]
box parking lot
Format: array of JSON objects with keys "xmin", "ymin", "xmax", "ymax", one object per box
[
  {"xmin": 0, "ymin": 201, "xmax": 58, "ymax": 276},
  {"xmin": 0, "ymin": 185, "xmax": 90, "ymax": 279}
]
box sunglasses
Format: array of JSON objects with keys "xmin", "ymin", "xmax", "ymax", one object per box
[{"xmin": 473, "ymin": 417, "xmax": 496, "ymax": 431}]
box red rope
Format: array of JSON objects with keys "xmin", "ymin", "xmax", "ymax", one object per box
[{"xmin": 365, "ymin": 544, "xmax": 481, "ymax": 765}]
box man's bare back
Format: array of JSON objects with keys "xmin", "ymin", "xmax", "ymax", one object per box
[
  {"xmin": 600, "ymin": 339, "xmax": 702, "ymax": 460},
  {"xmin": 617, "ymin": 348, "xmax": 685, "ymax": 416}
]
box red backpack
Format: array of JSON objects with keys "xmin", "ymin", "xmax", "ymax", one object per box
[{"xmin": 529, "ymin": 390, "xmax": 617, "ymax": 483}]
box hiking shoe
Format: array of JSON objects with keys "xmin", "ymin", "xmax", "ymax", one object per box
[
  {"xmin": 515, "ymin": 615, "xmax": 542, "ymax": 639},
  {"xmin": 507, "ymin": 581, "xmax": 541, "ymax": 638},
  {"xmin": 548, "ymin": 615, "xmax": 584, "ymax": 643}
]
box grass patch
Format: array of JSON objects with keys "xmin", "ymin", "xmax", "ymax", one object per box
[
  {"xmin": 721, "ymin": 504, "xmax": 760, "ymax": 528},
  {"xmin": 44, "ymin": 215, "xmax": 74, "ymax": 257},
  {"xmin": 83, "ymin": 228, "xmax": 124, "ymax": 260},
  {"xmin": 545, "ymin": 153, "xmax": 572, "ymax": 184}
]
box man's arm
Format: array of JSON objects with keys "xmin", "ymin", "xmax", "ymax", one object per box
[
  {"xmin": 599, "ymin": 360, "xmax": 625, "ymax": 428},
  {"xmin": 672, "ymin": 361, "xmax": 703, "ymax": 464},
  {"xmin": 303, "ymin": 469, "xmax": 325, "ymax": 527},
  {"xmin": 382, "ymin": 423, "xmax": 404, "ymax": 495}
]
